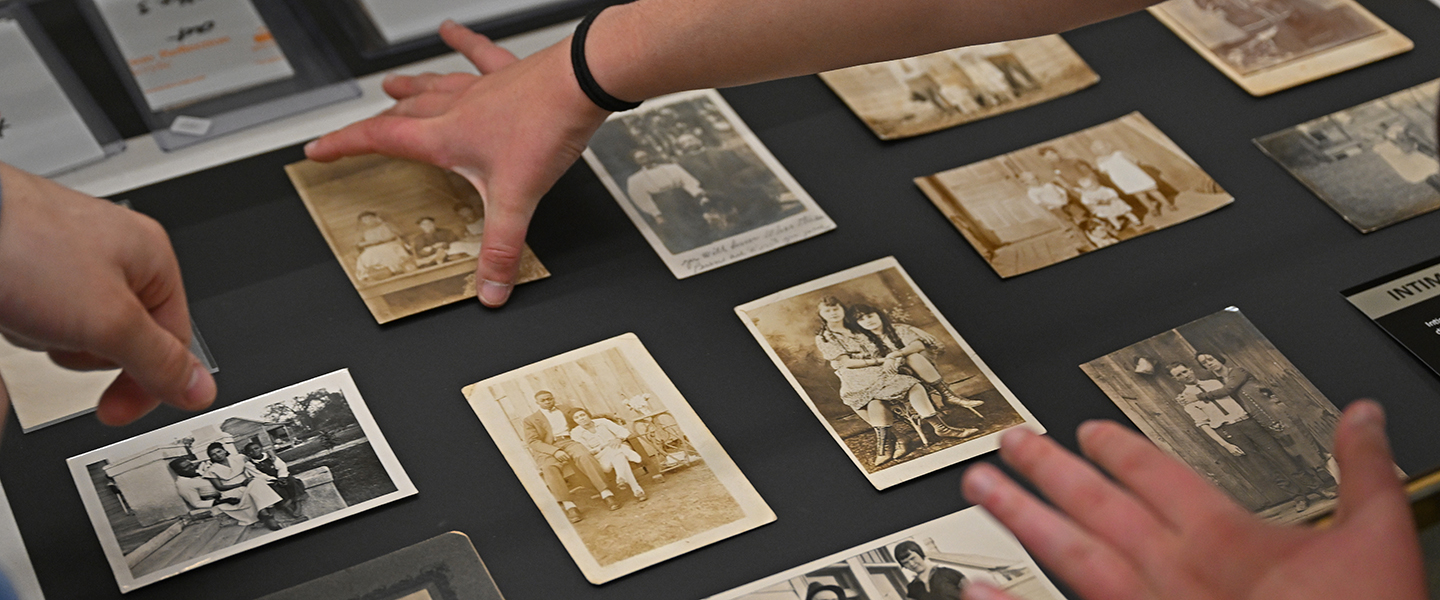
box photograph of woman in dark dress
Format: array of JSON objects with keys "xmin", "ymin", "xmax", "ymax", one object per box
[{"xmin": 894, "ymin": 541, "xmax": 966, "ymax": 600}]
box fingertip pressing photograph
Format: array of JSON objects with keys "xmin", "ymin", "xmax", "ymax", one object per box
[
  {"xmin": 819, "ymin": 35, "xmax": 1099, "ymax": 140},
  {"xmin": 1255, "ymin": 78, "xmax": 1439, "ymax": 233},
  {"xmin": 68, "ymin": 369, "xmax": 417, "ymax": 592},
  {"xmin": 1078, "ymin": 307, "xmax": 1393, "ymax": 524},
  {"xmin": 735, "ymin": 257, "xmax": 1041, "ymax": 490},
  {"xmin": 582, "ymin": 89, "xmax": 836, "ymax": 278},
  {"xmin": 916, "ymin": 112, "xmax": 1232, "ymax": 278},
  {"xmin": 287, "ymin": 155, "xmax": 550, "ymax": 324},
  {"xmin": 461, "ymin": 333, "xmax": 775, "ymax": 583},
  {"xmin": 706, "ymin": 506, "xmax": 1066, "ymax": 600},
  {"xmin": 1148, "ymin": 0, "xmax": 1411, "ymax": 96}
]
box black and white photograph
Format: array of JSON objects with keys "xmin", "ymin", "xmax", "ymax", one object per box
[
  {"xmin": 1255, "ymin": 79, "xmax": 1439, "ymax": 233},
  {"xmin": 1149, "ymin": 0, "xmax": 1411, "ymax": 95},
  {"xmin": 287, "ymin": 155, "xmax": 550, "ymax": 323},
  {"xmin": 707, "ymin": 507, "xmax": 1064, "ymax": 600},
  {"xmin": 461, "ymin": 333, "xmax": 774, "ymax": 583},
  {"xmin": 67, "ymin": 369, "xmax": 417, "ymax": 592},
  {"xmin": 582, "ymin": 89, "xmax": 836, "ymax": 278},
  {"xmin": 916, "ymin": 112, "xmax": 1232, "ymax": 278},
  {"xmin": 1080, "ymin": 307, "xmax": 1365, "ymax": 524},
  {"xmin": 819, "ymin": 36, "xmax": 1099, "ymax": 140},
  {"xmin": 734, "ymin": 258, "xmax": 1041, "ymax": 490},
  {"xmin": 254, "ymin": 532, "xmax": 504, "ymax": 600}
]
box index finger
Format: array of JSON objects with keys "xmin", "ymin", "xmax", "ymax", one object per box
[{"xmin": 305, "ymin": 116, "xmax": 441, "ymax": 165}]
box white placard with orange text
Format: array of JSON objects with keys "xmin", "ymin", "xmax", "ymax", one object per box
[{"xmin": 93, "ymin": 0, "xmax": 295, "ymax": 111}]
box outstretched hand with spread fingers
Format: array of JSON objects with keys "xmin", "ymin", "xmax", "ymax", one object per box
[
  {"xmin": 305, "ymin": 20, "xmax": 612, "ymax": 307},
  {"xmin": 960, "ymin": 400, "xmax": 1424, "ymax": 600}
]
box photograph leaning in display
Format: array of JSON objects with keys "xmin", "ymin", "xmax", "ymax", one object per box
[
  {"xmin": 67, "ymin": 369, "xmax": 417, "ymax": 592},
  {"xmin": 583, "ymin": 89, "xmax": 836, "ymax": 279},
  {"xmin": 1079, "ymin": 307, "xmax": 1385, "ymax": 524},
  {"xmin": 916, "ymin": 112, "xmax": 1232, "ymax": 278},
  {"xmin": 461, "ymin": 333, "xmax": 774, "ymax": 584},
  {"xmin": 1148, "ymin": 0, "xmax": 1411, "ymax": 96},
  {"xmin": 735, "ymin": 257, "xmax": 1042, "ymax": 490},
  {"xmin": 287, "ymin": 155, "xmax": 550, "ymax": 324},
  {"xmin": 706, "ymin": 506, "xmax": 1066, "ymax": 600},
  {"xmin": 819, "ymin": 35, "xmax": 1099, "ymax": 140},
  {"xmin": 1255, "ymin": 78, "xmax": 1439, "ymax": 233}
]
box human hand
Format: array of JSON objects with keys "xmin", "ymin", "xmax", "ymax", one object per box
[
  {"xmin": 959, "ymin": 400, "xmax": 1423, "ymax": 600},
  {"xmin": 554, "ymin": 450, "xmax": 571, "ymax": 463},
  {"xmin": 306, "ymin": 21, "xmax": 612, "ymax": 307},
  {"xmin": 0, "ymin": 164, "xmax": 216, "ymax": 426},
  {"xmin": 1224, "ymin": 443, "xmax": 1246, "ymax": 457}
]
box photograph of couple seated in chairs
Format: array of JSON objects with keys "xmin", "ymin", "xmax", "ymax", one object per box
[{"xmin": 737, "ymin": 258, "xmax": 1042, "ymax": 488}]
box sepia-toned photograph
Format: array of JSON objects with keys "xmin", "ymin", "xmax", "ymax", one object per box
[
  {"xmin": 286, "ymin": 155, "xmax": 550, "ymax": 323},
  {"xmin": 582, "ymin": 89, "xmax": 836, "ymax": 279},
  {"xmin": 916, "ymin": 112, "xmax": 1232, "ymax": 278},
  {"xmin": 819, "ymin": 35, "xmax": 1099, "ymax": 140},
  {"xmin": 1255, "ymin": 79, "xmax": 1439, "ymax": 233},
  {"xmin": 707, "ymin": 506, "xmax": 1065, "ymax": 600},
  {"xmin": 255, "ymin": 532, "xmax": 504, "ymax": 600},
  {"xmin": 1079, "ymin": 307, "xmax": 1376, "ymax": 524},
  {"xmin": 734, "ymin": 257, "xmax": 1041, "ymax": 490},
  {"xmin": 461, "ymin": 333, "xmax": 774, "ymax": 583},
  {"xmin": 1149, "ymin": 0, "xmax": 1412, "ymax": 96},
  {"xmin": 67, "ymin": 369, "xmax": 417, "ymax": 592}
]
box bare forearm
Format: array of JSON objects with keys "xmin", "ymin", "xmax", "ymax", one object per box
[{"xmin": 588, "ymin": 0, "xmax": 1158, "ymax": 102}]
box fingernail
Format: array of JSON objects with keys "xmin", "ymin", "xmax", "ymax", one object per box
[
  {"xmin": 962, "ymin": 465, "xmax": 998, "ymax": 501},
  {"xmin": 183, "ymin": 363, "xmax": 214, "ymax": 410},
  {"xmin": 1076, "ymin": 420, "xmax": 1102, "ymax": 444},
  {"xmin": 381, "ymin": 73, "xmax": 398, "ymax": 86},
  {"xmin": 441, "ymin": 19, "xmax": 460, "ymax": 29},
  {"xmin": 479, "ymin": 279, "xmax": 512, "ymax": 307},
  {"xmin": 303, "ymin": 140, "xmax": 318, "ymax": 156},
  {"xmin": 999, "ymin": 426, "xmax": 1034, "ymax": 449},
  {"xmin": 1349, "ymin": 399, "xmax": 1384, "ymax": 430}
]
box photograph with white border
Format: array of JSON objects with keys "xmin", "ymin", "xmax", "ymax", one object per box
[
  {"xmin": 462, "ymin": 333, "xmax": 775, "ymax": 584},
  {"xmin": 68, "ymin": 369, "xmax": 417, "ymax": 593},
  {"xmin": 735, "ymin": 257, "xmax": 1042, "ymax": 490},
  {"xmin": 706, "ymin": 506, "xmax": 1065, "ymax": 600},
  {"xmin": 583, "ymin": 89, "xmax": 836, "ymax": 278}
]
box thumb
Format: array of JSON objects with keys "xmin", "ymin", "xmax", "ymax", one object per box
[
  {"xmin": 95, "ymin": 305, "xmax": 215, "ymax": 425},
  {"xmin": 1331, "ymin": 399, "xmax": 1408, "ymax": 526},
  {"xmin": 461, "ymin": 172, "xmax": 538, "ymax": 308}
]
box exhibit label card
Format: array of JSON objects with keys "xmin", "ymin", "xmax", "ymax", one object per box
[
  {"xmin": 1254, "ymin": 79, "xmax": 1439, "ymax": 233},
  {"xmin": 706, "ymin": 506, "xmax": 1066, "ymax": 600},
  {"xmin": 356, "ymin": 0, "xmax": 569, "ymax": 45},
  {"xmin": 583, "ymin": 89, "xmax": 836, "ymax": 279},
  {"xmin": 67, "ymin": 369, "xmax": 416, "ymax": 592},
  {"xmin": 462, "ymin": 333, "xmax": 775, "ymax": 584},
  {"xmin": 0, "ymin": 18, "xmax": 106, "ymax": 176},
  {"xmin": 93, "ymin": 0, "xmax": 295, "ymax": 111},
  {"xmin": 1079, "ymin": 307, "xmax": 1391, "ymax": 524},
  {"xmin": 735, "ymin": 257, "xmax": 1042, "ymax": 490},
  {"xmin": 1344, "ymin": 255, "xmax": 1440, "ymax": 377}
]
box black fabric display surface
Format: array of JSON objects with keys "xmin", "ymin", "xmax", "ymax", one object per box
[{"xmin": 5, "ymin": 1, "xmax": 1440, "ymax": 599}]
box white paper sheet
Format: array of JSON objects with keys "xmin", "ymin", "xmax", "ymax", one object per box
[
  {"xmin": 0, "ymin": 336, "xmax": 118, "ymax": 433},
  {"xmin": 93, "ymin": 0, "xmax": 295, "ymax": 111},
  {"xmin": 356, "ymin": 0, "xmax": 569, "ymax": 44},
  {"xmin": 0, "ymin": 18, "xmax": 106, "ymax": 177},
  {"xmin": 0, "ymin": 482, "xmax": 45, "ymax": 600}
]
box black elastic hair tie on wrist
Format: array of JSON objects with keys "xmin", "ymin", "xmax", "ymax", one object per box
[{"xmin": 572, "ymin": 6, "xmax": 642, "ymax": 112}]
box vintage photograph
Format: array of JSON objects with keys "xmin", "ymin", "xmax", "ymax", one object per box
[
  {"xmin": 1149, "ymin": 0, "xmax": 1411, "ymax": 96},
  {"xmin": 916, "ymin": 112, "xmax": 1232, "ymax": 278},
  {"xmin": 708, "ymin": 506, "xmax": 1064, "ymax": 600},
  {"xmin": 1079, "ymin": 307, "xmax": 1367, "ymax": 524},
  {"xmin": 255, "ymin": 532, "xmax": 504, "ymax": 600},
  {"xmin": 67, "ymin": 369, "xmax": 417, "ymax": 592},
  {"xmin": 287, "ymin": 155, "xmax": 550, "ymax": 323},
  {"xmin": 735, "ymin": 258, "xmax": 1041, "ymax": 490},
  {"xmin": 819, "ymin": 35, "xmax": 1099, "ymax": 140},
  {"xmin": 582, "ymin": 89, "xmax": 836, "ymax": 278},
  {"xmin": 1255, "ymin": 79, "xmax": 1439, "ymax": 233},
  {"xmin": 462, "ymin": 333, "xmax": 774, "ymax": 583}
]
